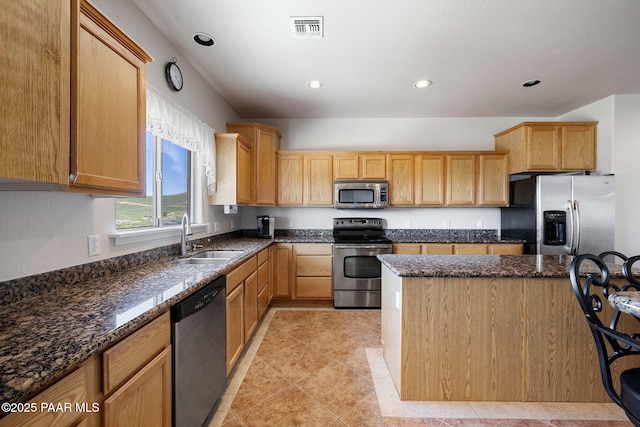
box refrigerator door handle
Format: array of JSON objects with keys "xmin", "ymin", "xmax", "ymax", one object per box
[
  {"xmin": 566, "ymin": 200, "xmax": 576, "ymax": 255},
  {"xmin": 573, "ymin": 200, "xmax": 581, "ymax": 255}
]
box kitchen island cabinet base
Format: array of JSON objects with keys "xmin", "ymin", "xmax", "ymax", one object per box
[{"xmin": 381, "ymin": 267, "xmax": 630, "ymax": 403}]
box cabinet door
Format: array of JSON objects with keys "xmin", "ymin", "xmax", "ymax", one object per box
[
  {"xmin": 561, "ymin": 124, "xmax": 596, "ymax": 170},
  {"xmin": 0, "ymin": 0, "xmax": 70, "ymax": 189},
  {"xmin": 361, "ymin": 154, "xmax": 387, "ymax": 179},
  {"xmin": 71, "ymin": 2, "xmax": 151, "ymax": 196},
  {"xmin": 334, "ymin": 154, "xmax": 360, "ymax": 179},
  {"xmin": 255, "ymin": 128, "xmax": 279, "ymax": 205},
  {"xmin": 446, "ymin": 155, "xmax": 476, "ymax": 205},
  {"xmin": 526, "ymin": 125, "xmax": 560, "ymax": 170},
  {"xmin": 304, "ymin": 154, "xmax": 334, "ymax": 205},
  {"xmin": 272, "ymin": 244, "xmax": 293, "ymax": 298},
  {"xmin": 388, "ymin": 154, "xmax": 414, "ymax": 205},
  {"xmin": 415, "ymin": 154, "xmax": 445, "ymax": 205},
  {"xmin": 278, "ymin": 154, "xmax": 304, "ymax": 205},
  {"xmin": 103, "ymin": 347, "xmax": 172, "ymax": 427},
  {"xmin": 237, "ymin": 140, "xmax": 252, "ymax": 204},
  {"xmin": 226, "ymin": 284, "xmax": 244, "ymax": 374},
  {"xmin": 477, "ymin": 154, "xmax": 508, "ymax": 206},
  {"xmin": 244, "ymin": 271, "xmax": 258, "ymax": 342}
]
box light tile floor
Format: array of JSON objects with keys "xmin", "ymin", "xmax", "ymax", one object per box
[{"xmin": 212, "ymin": 308, "xmax": 633, "ymax": 427}]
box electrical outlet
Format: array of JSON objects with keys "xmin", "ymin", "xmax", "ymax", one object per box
[
  {"xmin": 477, "ymin": 220, "xmax": 483, "ymax": 229},
  {"xmin": 404, "ymin": 219, "xmax": 411, "ymax": 228},
  {"xmin": 88, "ymin": 235, "xmax": 100, "ymax": 257},
  {"xmin": 288, "ymin": 219, "xmax": 294, "ymax": 228},
  {"xmin": 444, "ymin": 219, "xmax": 451, "ymax": 229}
]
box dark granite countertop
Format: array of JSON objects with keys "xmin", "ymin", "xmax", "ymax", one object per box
[
  {"xmin": 378, "ymin": 254, "xmax": 577, "ymax": 278},
  {"xmin": 0, "ymin": 228, "xmax": 521, "ymax": 406},
  {"xmin": 0, "ymin": 238, "xmax": 272, "ymax": 406}
]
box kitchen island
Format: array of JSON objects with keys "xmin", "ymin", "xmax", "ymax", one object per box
[{"xmin": 378, "ymin": 254, "xmax": 637, "ymax": 403}]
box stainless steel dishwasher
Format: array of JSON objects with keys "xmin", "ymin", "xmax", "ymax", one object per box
[{"xmin": 172, "ymin": 275, "xmax": 226, "ymax": 427}]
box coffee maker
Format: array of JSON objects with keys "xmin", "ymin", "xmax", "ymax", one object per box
[{"xmin": 256, "ymin": 215, "xmax": 275, "ymax": 239}]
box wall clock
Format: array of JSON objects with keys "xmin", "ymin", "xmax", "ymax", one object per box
[{"xmin": 165, "ymin": 59, "xmax": 183, "ymax": 91}]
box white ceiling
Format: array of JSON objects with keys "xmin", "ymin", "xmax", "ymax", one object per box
[{"xmin": 133, "ymin": 0, "xmax": 640, "ymax": 119}]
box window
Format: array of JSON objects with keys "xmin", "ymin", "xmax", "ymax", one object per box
[{"xmin": 115, "ymin": 132, "xmax": 191, "ymax": 229}]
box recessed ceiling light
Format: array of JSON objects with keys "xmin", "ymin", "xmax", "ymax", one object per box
[
  {"xmin": 307, "ymin": 80, "xmax": 323, "ymax": 89},
  {"xmin": 522, "ymin": 79, "xmax": 542, "ymax": 87},
  {"xmin": 414, "ymin": 80, "xmax": 432, "ymax": 89},
  {"xmin": 193, "ymin": 32, "xmax": 215, "ymax": 47}
]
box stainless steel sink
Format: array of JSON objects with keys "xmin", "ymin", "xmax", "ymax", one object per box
[
  {"xmin": 169, "ymin": 257, "xmax": 230, "ymax": 266},
  {"xmin": 192, "ymin": 250, "xmax": 243, "ymax": 259}
]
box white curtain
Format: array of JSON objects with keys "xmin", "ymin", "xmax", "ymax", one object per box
[{"xmin": 146, "ymin": 85, "xmax": 216, "ymax": 195}]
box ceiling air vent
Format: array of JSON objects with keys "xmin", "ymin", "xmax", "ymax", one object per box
[{"xmin": 290, "ymin": 16, "xmax": 324, "ymax": 38}]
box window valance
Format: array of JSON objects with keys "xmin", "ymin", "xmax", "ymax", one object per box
[{"xmin": 146, "ymin": 85, "xmax": 216, "ymax": 195}]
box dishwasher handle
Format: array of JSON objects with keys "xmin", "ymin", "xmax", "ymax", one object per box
[{"xmin": 172, "ymin": 275, "xmax": 226, "ymax": 323}]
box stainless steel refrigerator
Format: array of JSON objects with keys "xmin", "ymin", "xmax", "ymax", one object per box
[{"xmin": 501, "ymin": 174, "xmax": 615, "ymax": 255}]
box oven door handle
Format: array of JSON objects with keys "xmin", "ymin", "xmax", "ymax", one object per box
[{"xmin": 333, "ymin": 244, "xmax": 392, "ymax": 250}]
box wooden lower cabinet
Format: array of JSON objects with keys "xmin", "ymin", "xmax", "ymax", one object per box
[
  {"xmin": 257, "ymin": 249, "xmax": 271, "ymax": 318},
  {"xmin": 393, "ymin": 243, "xmax": 522, "ymax": 255},
  {"xmin": 272, "ymin": 244, "xmax": 294, "ymax": 298},
  {"xmin": 226, "ymin": 282, "xmax": 244, "ymax": 375},
  {"xmin": 225, "ymin": 252, "xmax": 271, "ymax": 374},
  {"xmin": 382, "ymin": 271, "xmax": 613, "ymax": 402},
  {"xmin": 103, "ymin": 347, "xmax": 172, "ymax": 427},
  {"xmin": 294, "ymin": 244, "xmax": 333, "ymax": 300}
]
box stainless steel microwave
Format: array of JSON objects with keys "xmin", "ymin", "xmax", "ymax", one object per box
[{"xmin": 334, "ymin": 180, "xmax": 388, "ymax": 209}]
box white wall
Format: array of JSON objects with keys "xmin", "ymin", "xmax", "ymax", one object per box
[{"xmin": 0, "ymin": 0, "xmax": 240, "ymax": 282}]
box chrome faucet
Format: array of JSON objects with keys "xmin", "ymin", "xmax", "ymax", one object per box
[{"xmin": 180, "ymin": 213, "xmax": 193, "ymax": 256}]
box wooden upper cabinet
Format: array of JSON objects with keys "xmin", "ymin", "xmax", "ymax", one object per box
[
  {"xmin": 561, "ymin": 124, "xmax": 596, "ymax": 170},
  {"xmin": 446, "ymin": 154, "xmax": 476, "ymax": 205},
  {"xmin": 388, "ymin": 154, "xmax": 414, "ymax": 205},
  {"xmin": 277, "ymin": 153, "xmax": 304, "ymax": 205},
  {"xmin": 334, "ymin": 154, "xmax": 360, "ymax": 179},
  {"xmin": 361, "ymin": 154, "xmax": 387, "ymax": 178},
  {"xmin": 477, "ymin": 153, "xmax": 508, "ymax": 206},
  {"xmin": 415, "ymin": 154, "xmax": 445, "ymax": 206},
  {"xmin": 70, "ymin": 0, "xmax": 152, "ymax": 196},
  {"xmin": 304, "ymin": 154, "xmax": 333, "ymax": 205},
  {"xmin": 494, "ymin": 122, "xmax": 597, "ymax": 174},
  {"xmin": 208, "ymin": 133, "xmax": 252, "ymax": 206},
  {"xmin": 334, "ymin": 153, "xmax": 386, "ymax": 179},
  {"xmin": 226, "ymin": 122, "xmax": 282, "ymax": 205},
  {"xmin": 0, "ymin": 0, "xmax": 71, "ymax": 190}
]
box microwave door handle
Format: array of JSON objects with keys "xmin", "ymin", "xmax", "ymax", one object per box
[{"xmin": 566, "ymin": 200, "xmax": 575, "ymax": 255}]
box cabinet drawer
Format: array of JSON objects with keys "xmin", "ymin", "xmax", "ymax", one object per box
[
  {"xmin": 393, "ymin": 243, "xmax": 421, "ymax": 254},
  {"xmin": 0, "ymin": 365, "xmax": 88, "ymax": 427},
  {"xmin": 102, "ymin": 312, "xmax": 170, "ymax": 395},
  {"xmin": 454, "ymin": 244, "xmax": 488, "ymax": 254},
  {"xmin": 490, "ymin": 243, "xmax": 523, "ymax": 255},
  {"xmin": 423, "ymin": 244, "xmax": 454, "ymax": 254},
  {"xmin": 295, "ymin": 243, "xmax": 332, "ymax": 255},
  {"xmin": 296, "ymin": 277, "xmax": 333, "ymax": 299},
  {"xmin": 227, "ymin": 256, "xmax": 257, "ymax": 292},
  {"xmin": 296, "ymin": 255, "xmax": 333, "ymax": 276},
  {"xmin": 258, "ymin": 261, "xmax": 269, "ymax": 291},
  {"xmin": 257, "ymin": 248, "xmax": 269, "ymax": 265}
]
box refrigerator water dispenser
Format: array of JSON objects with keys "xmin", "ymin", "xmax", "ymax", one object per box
[{"xmin": 543, "ymin": 211, "xmax": 566, "ymax": 246}]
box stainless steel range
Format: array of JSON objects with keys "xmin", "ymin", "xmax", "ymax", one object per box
[{"xmin": 333, "ymin": 217, "xmax": 393, "ymax": 308}]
